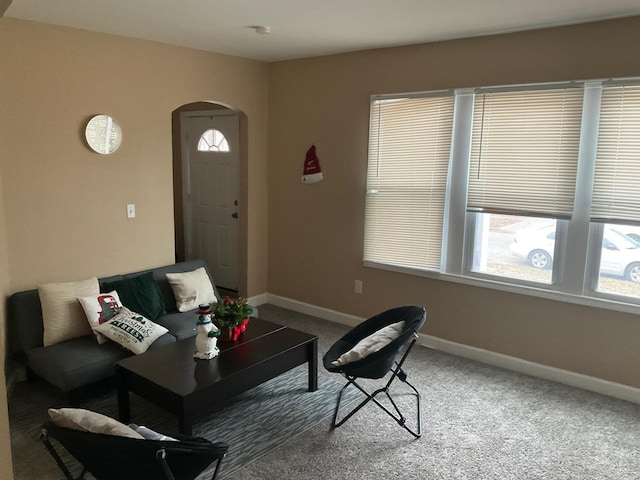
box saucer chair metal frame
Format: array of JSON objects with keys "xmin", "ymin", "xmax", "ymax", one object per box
[
  {"xmin": 41, "ymin": 421, "xmax": 229, "ymax": 480},
  {"xmin": 323, "ymin": 305, "xmax": 427, "ymax": 438}
]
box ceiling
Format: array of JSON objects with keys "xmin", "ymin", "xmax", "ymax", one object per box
[{"xmin": 4, "ymin": 0, "xmax": 640, "ymax": 62}]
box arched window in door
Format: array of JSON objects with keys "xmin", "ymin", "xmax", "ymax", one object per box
[{"xmin": 197, "ymin": 129, "xmax": 230, "ymax": 152}]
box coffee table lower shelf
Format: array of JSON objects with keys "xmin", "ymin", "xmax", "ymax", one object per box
[{"xmin": 116, "ymin": 318, "xmax": 318, "ymax": 435}]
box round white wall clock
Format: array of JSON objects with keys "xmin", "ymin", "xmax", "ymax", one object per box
[{"xmin": 85, "ymin": 115, "xmax": 122, "ymax": 154}]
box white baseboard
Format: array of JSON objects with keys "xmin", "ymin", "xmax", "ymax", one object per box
[
  {"xmin": 258, "ymin": 293, "xmax": 640, "ymax": 404},
  {"xmin": 247, "ymin": 292, "xmax": 269, "ymax": 308},
  {"xmin": 420, "ymin": 335, "xmax": 640, "ymax": 404},
  {"xmin": 265, "ymin": 294, "xmax": 365, "ymax": 327}
]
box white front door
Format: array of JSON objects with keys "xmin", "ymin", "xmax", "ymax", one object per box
[{"xmin": 182, "ymin": 111, "xmax": 239, "ymax": 290}]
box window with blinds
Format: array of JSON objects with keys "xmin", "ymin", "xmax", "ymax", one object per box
[
  {"xmin": 364, "ymin": 94, "xmax": 454, "ymax": 270},
  {"xmin": 591, "ymin": 84, "xmax": 640, "ymax": 224},
  {"xmin": 468, "ymin": 87, "xmax": 584, "ymax": 219},
  {"xmin": 363, "ymin": 78, "xmax": 640, "ymax": 306}
]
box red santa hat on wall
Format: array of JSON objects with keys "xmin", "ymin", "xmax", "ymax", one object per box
[{"xmin": 301, "ymin": 144, "xmax": 324, "ymax": 184}]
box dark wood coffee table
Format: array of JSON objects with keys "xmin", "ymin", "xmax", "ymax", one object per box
[{"xmin": 116, "ymin": 317, "xmax": 318, "ymax": 435}]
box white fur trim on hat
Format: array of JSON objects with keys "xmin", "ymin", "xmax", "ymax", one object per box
[{"xmin": 302, "ymin": 172, "xmax": 324, "ymax": 184}]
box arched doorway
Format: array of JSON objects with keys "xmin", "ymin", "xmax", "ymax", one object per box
[{"xmin": 171, "ymin": 102, "xmax": 249, "ymax": 295}]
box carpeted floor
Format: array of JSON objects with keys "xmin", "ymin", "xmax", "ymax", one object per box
[
  {"xmin": 236, "ymin": 305, "xmax": 640, "ymax": 480},
  {"xmin": 9, "ymin": 303, "xmax": 640, "ymax": 479},
  {"xmin": 9, "ymin": 366, "xmax": 358, "ymax": 480}
]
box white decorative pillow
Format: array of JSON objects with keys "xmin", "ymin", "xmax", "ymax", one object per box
[
  {"xmin": 48, "ymin": 408, "xmax": 143, "ymax": 439},
  {"xmin": 129, "ymin": 424, "xmax": 178, "ymax": 442},
  {"xmin": 331, "ymin": 321, "xmax": 405, "ymax": 367},
  {"xmin": 166, "ymin": 267, "xmax": 217, "ymax": 312},
  {"xmin": 78, "ymin": 290, "xmax": 124, "ymax": 344},
  {"xmin": 93, "ymin": 307, "xmax": 168, "ymax": 355},
  {"xmin": 39, "ymin": 277, "xmax": 100, "ymax": 347}
]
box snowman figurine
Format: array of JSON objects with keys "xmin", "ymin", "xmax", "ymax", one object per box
[{"xmin": 194, "ymin": 304, "xmax": 220, "ymax": 359}]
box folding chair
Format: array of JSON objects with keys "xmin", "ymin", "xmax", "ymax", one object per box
[
  {"xmin": 323, "ymin": 305, "xmax": 426, "ymax": 438},
  {"xmin": 41, "ymin": 421, "xmax": 229, "ymax": 480}
]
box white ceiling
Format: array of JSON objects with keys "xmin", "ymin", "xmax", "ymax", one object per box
[{"xmin": 5, "ymin": 0, "xmax": 640, "ymax": 62}]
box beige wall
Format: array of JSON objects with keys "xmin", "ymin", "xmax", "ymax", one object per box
[
  {"xmin": 0, "ymin": 17, "xmax": 14, "ymax": 478},
  {"xmin": 0, "ymin": 18, "xmax": 270, "ymax": 477},
  {"xmin": 0, "ymin": 18, "xmax": 269, "ymax": 294},
  {"xmin": 0, "ymin": 150, "xmax": 13, "ymax": 480},
  {"xmin": 268, "ymin": 16, "xmax": 640, "ymax": 388}
]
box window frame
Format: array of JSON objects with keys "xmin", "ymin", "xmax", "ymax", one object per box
[
  {"xmin": 364, "ymin": 77, "xmax": 640, "ymax": 316},
  {"xmin": 363, "ymin": 91, "xmax": 456, "ymax": 271}
]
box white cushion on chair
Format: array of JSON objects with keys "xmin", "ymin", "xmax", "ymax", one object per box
[
  {"xmin": 331, "ymin": 321, "xmax": 405, "ymax": 366},
  {"xmin": 49, "ymin": 408, "xmax": 144, "ymax": 439}
]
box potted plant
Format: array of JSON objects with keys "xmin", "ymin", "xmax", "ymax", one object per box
[{"xmin": 212, "ymin": 296, "xmax": 252, "ymax": 341}]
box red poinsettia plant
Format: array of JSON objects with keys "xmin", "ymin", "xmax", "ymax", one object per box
[{"xmin": 212, "ymin": 296, "xmax": 252, "ymax": 340}]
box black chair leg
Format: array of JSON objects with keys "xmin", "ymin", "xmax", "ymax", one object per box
[
  {"xmin": 41, "ymin": 429, "xmax": 87, "ymax": 480},
  {"xmin": 209, "ymin": 455, "xmax": 225, "ymax": 480},
  {"xmin": 330, "ymin": 337, "xmax": 422, "ymax": 438},
  {"xmin": 331, "ymin": 376, "xmax": 421, "ymax": 438},
  {"xmin": 382, "ymin": 374, "xmax": 421, "ymax": 438},
  {"xmin": 331, "ymin": 377, "xmax": 370, "ymax": 428},
  {"xmin": 156, "ymin": 447, "xmax": 225, "ymax": 480}
]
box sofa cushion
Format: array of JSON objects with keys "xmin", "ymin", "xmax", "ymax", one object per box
[
  {"xmin": 28, "ymin": 335, "xmax": 132, "ymax": 392},
  {"xmin": 9, "ymin": 289, "xmax": 45, "ymax": 352},
  {"xmin": 103, "ymin": 272, "xmax": 166, "ymax": 321},
  {"xmin": 38, "ymin": 277, "xmax": 100, "ymax": 347},
  {"xmin": 99, "ymin": 274, "xmax": 124, "ymax": 288},
  {"xmin": 94, "ymin": 307, "xmax": 168, "ymax": 355},
  {"xmin": 166, "ymin": 267, "xmax": 217, "ymax": 312},
  {"xmin": 154, "ymin": 311, "xmax": 199, "ymax": 340},
  {"xmin": 147, "ymin": 332, "xmax": 175, "ymax": 349}
]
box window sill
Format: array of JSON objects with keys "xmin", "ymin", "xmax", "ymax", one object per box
[{"xmin": 364, "ymin": 261, "xmax": 640, "ymax": 316}]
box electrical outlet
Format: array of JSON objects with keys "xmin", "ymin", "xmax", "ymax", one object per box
[
  {"xmin": 127, "ymin": 204, "xmax": 136, "ymax": 218},
  {"xmin": 354, "ymin": 280, "xmax": 363, "ymax": 294}
]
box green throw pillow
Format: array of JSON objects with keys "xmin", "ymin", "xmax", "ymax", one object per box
[{"xmin": 103, "ymin": 272, "xmax": 166, "ymax": 321}]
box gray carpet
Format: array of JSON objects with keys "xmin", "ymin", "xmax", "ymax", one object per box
[
  {"xmin": 9, "ymin": 304, "xmax": 640, "ymax": 479},
  {"xmin": 237, "ymin": 305, "xmax": 640, "ymax": 480},
  {"xmin": 9, "ymin": 364, "xmax": 355, "ymax": 480}
]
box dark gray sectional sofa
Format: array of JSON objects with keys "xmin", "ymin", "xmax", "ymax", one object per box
[{"xmin": 9, "ymin": 259, "xmax": 223, "ymax": 394}]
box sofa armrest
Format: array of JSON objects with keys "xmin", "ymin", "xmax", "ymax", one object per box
[{"xmin": 8, "ymin": 289, "xmax": 44, "ymax": 354}]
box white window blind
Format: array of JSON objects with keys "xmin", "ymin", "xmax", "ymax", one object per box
[
  {"xmin": 467, "ymin": 87, "xmax": 584, "ymax": 219},
  {"xmin": 591, "ymin": 83, "xmax": 640, "ymax": 224},
  {"xmin": 364, "ymin": 95, "xmax": 454, "ymax": 269}
]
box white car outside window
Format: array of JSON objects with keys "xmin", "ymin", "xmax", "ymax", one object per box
[{"xmin": 509, "ymin": 225, "xmax": 640, "ymax": 282}]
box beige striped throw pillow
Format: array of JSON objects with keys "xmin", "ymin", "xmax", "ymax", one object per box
[{"xmin": 39, "ymin": 277, "xmax": 99, "ymax": 347}]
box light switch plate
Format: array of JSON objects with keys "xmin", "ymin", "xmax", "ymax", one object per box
[{"xmin": 127, "ymin": 204, "xmax": 136, "ymax": 218}]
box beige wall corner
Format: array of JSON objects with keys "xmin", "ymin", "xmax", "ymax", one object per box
[
  {"xmin": 0, "ymin": 134, "xmax": 14, "ymax": 478},
  {"xmin": 0, "ymin": 0, "xmax": 12, "ymax": 17},
  {"xmin": 267, "ymin": 16, "xmax": 640, "ymax": 388}
]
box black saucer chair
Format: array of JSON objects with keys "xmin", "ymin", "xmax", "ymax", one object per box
[
  {"xmin": 41, "ymin": 421, "xmax": 229, "ymax": 480},
  {"xmin": 323, "ymin": 305, "xmax": 426, "ymax": 438}
]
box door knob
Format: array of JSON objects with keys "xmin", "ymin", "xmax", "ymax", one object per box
[{"xmin": 232, "ymin": 212, "xmax": 238, "ymax": 219}]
